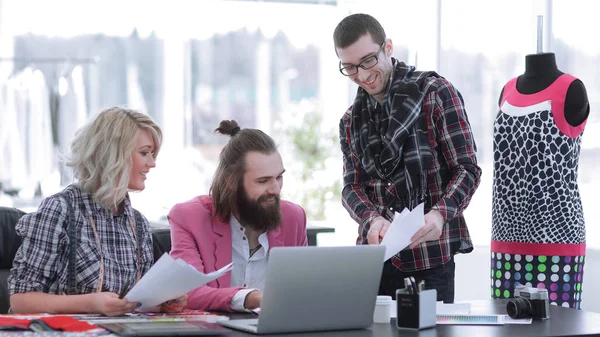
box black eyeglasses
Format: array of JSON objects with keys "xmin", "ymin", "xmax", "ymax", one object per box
[{"xmin": 339, "ymin": 41, "xmax": 386, "ymax": 76}]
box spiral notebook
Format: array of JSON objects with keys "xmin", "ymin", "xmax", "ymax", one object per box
[{"xmin": 436, "ymin": 314, "xmax": 505, "ymax": 325}]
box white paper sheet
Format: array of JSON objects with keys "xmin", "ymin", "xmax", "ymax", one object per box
[
  {"xmin": 391, "ymin": 301, "xmax": 471, "ymax": 318},
  {"xmin": 436, "ymin": 302, "xmax": 471, "ymax": 315},
  {"xmin": 380, "ymin": 203, "xmax": 425, "ymax": 261},
  {"xmin": 125, "ymin": 253, "xmax": 233, "ymax": 311}
]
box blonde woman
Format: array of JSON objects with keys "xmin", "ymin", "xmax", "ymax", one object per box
[{"xmin": 8, "ymin": 107, "xmax": 186, "ymax": 316}]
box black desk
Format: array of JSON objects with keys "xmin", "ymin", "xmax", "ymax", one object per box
[
  {"xmin": 306, "ymin": 225, "xmax": 335, "ymax": 246},
  {"xmin": 222, "ymin": 300, "xmax": 600, "ymax": 337}
]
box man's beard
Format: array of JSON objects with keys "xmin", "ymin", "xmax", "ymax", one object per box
[{"xmin": 237, "ymin": 190, "xmax": 282, "ymax": 233}]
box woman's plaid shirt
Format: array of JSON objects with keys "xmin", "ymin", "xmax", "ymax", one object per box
[{"xmin": 8, "ymin": 184, "xmax": 154, "ymax": 296}]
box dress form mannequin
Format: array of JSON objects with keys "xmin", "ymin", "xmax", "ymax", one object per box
[
  {"xmin": 491, "ymin": 52, "xmax": 589, "ymax": 309},
  {"xmin": 498, "ymin": 52, "xmax": 590, "ymax": 126}
]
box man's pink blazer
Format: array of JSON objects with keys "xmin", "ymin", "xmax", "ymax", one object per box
[{"xmin": 168, "ymin": 195, "xmax": 308, "ymax": 312}]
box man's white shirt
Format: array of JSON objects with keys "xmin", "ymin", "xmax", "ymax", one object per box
[{"xmin": 229, "ymin": 216, "xmax": 270, "ymax": 311}]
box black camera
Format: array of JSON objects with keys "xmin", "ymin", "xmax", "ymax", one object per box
[{"xmin": 506, "ymin": 285, "xmax": 550, "ymax": 319}]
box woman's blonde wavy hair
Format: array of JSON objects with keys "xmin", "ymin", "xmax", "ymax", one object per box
[{"xmin": 67, "ymin": 107, "xmax": 162, "ymax": 210}]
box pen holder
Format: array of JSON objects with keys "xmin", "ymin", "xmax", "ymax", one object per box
[{"xmin": 396, "ymin": 288, "xmax": 437, "ymax": 330}]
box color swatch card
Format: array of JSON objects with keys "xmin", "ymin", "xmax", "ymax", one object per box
[{"xmin": 436, "ymin": 314, "xmax": 505, "ymax": 325}]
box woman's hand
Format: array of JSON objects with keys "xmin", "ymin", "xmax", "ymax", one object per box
[{"xmin": 90, "ymin": 292, "xmax": 138, "ymax": 316}]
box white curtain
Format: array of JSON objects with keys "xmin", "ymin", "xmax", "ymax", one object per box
[
  {"xmin": 0, "ymin": 74, "xmax": 27, "ymax": 191},
  {"xmin": 57, "ymin": 65, "xmax": 88, "ymax": 186},
  {"xmin": 27, "ymin": 69, "xmax": 55, "ymax": 186},
  {"xmin": 127, "ymin": 63, "xmax": 148, "ymax": 113}
]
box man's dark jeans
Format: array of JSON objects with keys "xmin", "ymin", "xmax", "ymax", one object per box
[{"xmin": 378, "ymin": 256, "xmax": 456, "ymax": 303}]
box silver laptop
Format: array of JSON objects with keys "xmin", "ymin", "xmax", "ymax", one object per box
[{"xmin": 218, "ymin": 245, "xmax": 385, "ymax": 334}]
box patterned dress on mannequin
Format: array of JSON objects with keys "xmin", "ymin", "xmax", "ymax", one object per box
[{"xmin": 491, "ymin": 74, "xmax": 587, "ymax": 309}]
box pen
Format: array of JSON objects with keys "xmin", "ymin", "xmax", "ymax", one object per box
[
  {"xmin": 417, "ymin": 280, "xmax": 425, "ymax": 293},
  {"xmin": 119, "ymin": 279, "xmax": 131, "ymax": 299},
  {"xmin": 405, "ymin": 277, "xmax": 414, "ymax": 294},
  {"xmin": 409, "ymin": 276, "xmax": 418, "ymax": 294}
]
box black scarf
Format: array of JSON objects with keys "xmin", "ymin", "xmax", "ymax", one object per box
[{"xmin": 350, "ymin": 59, "xmax": 440, "ymax": 204}]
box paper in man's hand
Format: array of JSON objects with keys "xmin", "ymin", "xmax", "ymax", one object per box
[{"xmin": 380, "ymin": 203, "xmax": 425, "ymax": 261}]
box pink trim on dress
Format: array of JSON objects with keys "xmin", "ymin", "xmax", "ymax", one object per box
[
  {"xmin": 491, "ymin": 240, "xmax": 586, "ymax": 256},
  {"xmin": 500, "ymin": 74, "xmax": 586, "ymax": 138}
]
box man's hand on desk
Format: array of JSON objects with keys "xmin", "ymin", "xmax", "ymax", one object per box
[
  {"xmin": 244, "ymin": 290, "xmax": 262, "ymax": 310},
  {"xmin": 409, "ymin": 209, "xmax": 444, "ymax": 249},
  {"xmin": 367, "ymin": 216, "xmax": 391, "ymax": 244},
  {"xmin": 90, "ymin": 292, "xmax": 138, "ymax": 316}
]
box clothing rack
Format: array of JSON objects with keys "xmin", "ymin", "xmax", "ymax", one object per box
[
  {"xmin": 0, "ymin": 56, "xmax": 100, "ymax": 120},
  {"xmin": 0, "ymin": 57, "xmax": 99, "ymax": 84},
  {"xmin": 0, "ymin": 56, "xmax": 100, "ymax": 192},
  {"xmin": 0, "ymin": 57, "xmax": 98, "ymax": 63}
]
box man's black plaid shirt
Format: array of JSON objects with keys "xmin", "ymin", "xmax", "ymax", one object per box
[{"xmin": 340, "ymin": 76, "xmax": 481, "ymax": 272}]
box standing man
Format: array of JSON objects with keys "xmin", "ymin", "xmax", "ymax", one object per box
[{"xmin": 334, "ymin": 13, "xmax": 481, "ymax": 303}]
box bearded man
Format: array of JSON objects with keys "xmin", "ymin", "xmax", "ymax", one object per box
[{"xmin": 168, "ymin": 120, "xmax": 308, "ymax": 312}]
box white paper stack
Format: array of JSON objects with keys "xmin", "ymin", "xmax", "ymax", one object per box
[
  {"xmin": 125, "ymin": 253, "xmax": 233, "ymax": 311},
  {"xmin": 380, "ymin": 203, "xmax": 426, "ymax": 261}
]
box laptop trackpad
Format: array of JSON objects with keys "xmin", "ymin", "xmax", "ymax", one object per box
[
  {"xmin": 220, "ymin": 318, "xmax": 259, "ymax": 329},
  {"xmin": 236, "ymin": 319, "xmax": 258, "ymax": 325}
]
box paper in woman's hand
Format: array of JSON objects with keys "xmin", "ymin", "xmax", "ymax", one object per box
[{"xmin": 125, "ymin": 253, "xmax": 233, "ymax": 311}]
